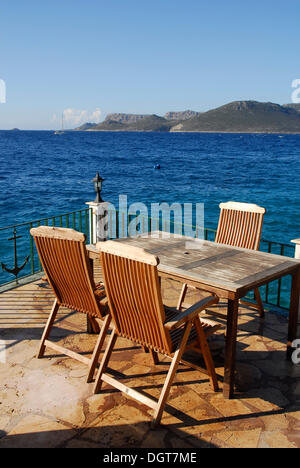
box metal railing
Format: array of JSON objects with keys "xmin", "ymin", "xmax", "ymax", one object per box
[
  {"xmin": 258, "ymin": 238, "xmax": 294, "ymax": 310},
  {"xmin": 0, "ymin": 208, "xmax": 92, "ymax": 287},
  {"xmin": 0, "ymin": 208, "xmax": 296, "ymax": 311}
]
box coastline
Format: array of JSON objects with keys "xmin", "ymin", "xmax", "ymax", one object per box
[
  {"xmin": 2, "ymin": 129, "xmax": 300, "ymax": 134},
  {"xmin": 82, "ymin": 129, "xmax": 300, "ymax": 134}
]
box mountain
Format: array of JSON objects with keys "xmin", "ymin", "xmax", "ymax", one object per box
[
  {"xmin": 75, "ymin": 122, "xmax": 98, "ymax": 131},
  {"xmin": 282, "ymin": 103, "xmax": 300, "ymax": 112},
  {"xmin": 104, "ymin": 113, "xmax": 152, "ymax": 124},
  {"xmin": 164, "ymin": 110, "xmax": 200, "ymax": 120},
  {"xmin": 88, "ymin": 114, "xmax": 175, "ymax": 132},
  {"xmin": 75, "ymin": 101, "xmax": 300, "ymax": 133},
  {"xmin": 171, "ymin": 101, "xmax": 300, "ymax": 133}
]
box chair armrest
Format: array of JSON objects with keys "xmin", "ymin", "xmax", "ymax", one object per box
[{"xmin": 164, "ymin": 295, "xmax": 219, "ymax": 331}]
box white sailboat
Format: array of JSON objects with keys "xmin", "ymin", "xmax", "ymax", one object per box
[{"xmin": 54, "ymin": 113, "xmax": 65, "ymax": 134}]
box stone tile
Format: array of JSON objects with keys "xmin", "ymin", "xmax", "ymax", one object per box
[
  {"xmin": 241, "ymin": 336, "xmax": 270, "ymax": 353},
  {"xmin": 232, "ymin": 362, "xmax": 263, "ymax": 390},
  {"xmin": 82, "ymin": 404, "xmax": 151, "ymax": 448},
  {"xmin": 169, "ymin": 390, "xmax": 209, "ymax": 412},
  {"xmin": 140, "ymin": 429, "xmax": 168, "ymax": 448},
  {"xmin": 13, "ymin": 368, "xmax": 89, "ymax": 425},
  {"xmin": 0, "ymin": 414, "xmax": 76, "ymax": 448},
  {"xmin": 105, "ymin": 360, "xmax": 131, "ymax": 371},
  {"xmin": 166, "ymin": 435, "xmax": 195, "ymax": 448},
  {"xmin": 258, "ymin": 430, "xmax": 298, "ymax": 448},
  {"xmin": 287, "ymin": 431, "xmax": 300, "ymax": 447},
  {"xmin": 90, "ymin": 402, "xmax": 151, "ymax": 428},
  {"xmin": 255, "ymin": 359, "xmax": 296, "ymax": 378},
  {"xmin": 185, "ymin": 433, "xmax": 217, "ymax": 448},
  {"xmin": 215, "ymin": 428, "xmax": 262, "ymax": 448},
  {"xmin": 64, "ymin": 437, "xmax": 103, "ymax": 448},
  {"xmin": 123, "ymin": 364, "xmax": 153, "ymax": 377},
  {"xmin": 249, "ymin": 386, "xmax": 290, "ymax": 408},
  {"xmin": 287, "ymin": 408, "xmax": 300, "ymax": 422},
  {"xmin": 208, "ymin": 393, "xmax": 254, "ymax": 418},
  {"xmin": 86, "ymin": 392, "xmax": 127, "ymax": 418},
  {"xmin": 261, "ymin": 413, "xmax": 289, "ymax": 431},
  {"xmin": 0, "ymin": 414, "xmax": 11, "ymax": 432}
]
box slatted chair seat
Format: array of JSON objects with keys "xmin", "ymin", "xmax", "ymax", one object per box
[
  {"xmin": 169, "ymin": 321, "xmax": 221, "ymax": 352},
  {"xmin": 93, "ymin": 240, "xmax": 221, "ymax": 428},
  {"xmin": 164, "ymin": 306, "xmax": 220, "ymax": 351},
  {"xmin": 177, "ymin": 201, "xmax": 266, "ymax": 318},
  {"xmin": 30, "ymin": 226, "xmax": 112, "ymax": 383}
]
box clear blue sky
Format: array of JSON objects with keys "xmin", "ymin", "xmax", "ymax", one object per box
[{"xmin": 1, "ymin": 0, "xmax": 300, "ymax": 129}]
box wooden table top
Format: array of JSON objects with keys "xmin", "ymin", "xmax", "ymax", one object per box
[{"xmin": 87, "ymin": 232, "xmax": 300, "ymax": 299}]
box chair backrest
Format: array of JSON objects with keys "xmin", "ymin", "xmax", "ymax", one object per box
[
  {"xmin": 30, "ymin": 226, "xmax": 104, "ymax": 318},
  {"xmin": 97, "ymin": 241, "xmax": 173, "ymax": 354},
  {"xmin": 215, "ymin": 201, "xmax": 266, "ymax": 251}
]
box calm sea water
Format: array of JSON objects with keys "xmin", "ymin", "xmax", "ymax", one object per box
[{"xmin": 0, "ymin": 130, "xmax": 299, "ymax": 242}]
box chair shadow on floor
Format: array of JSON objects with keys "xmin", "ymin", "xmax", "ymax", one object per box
[{"xmin": 0, "ymin": 421, "xmax": 219, "ymax": 448}]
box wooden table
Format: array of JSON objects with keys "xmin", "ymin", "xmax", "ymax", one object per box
[{"xmin": 87, "ymin": 232, "xmax": 300, "ymax": 399}]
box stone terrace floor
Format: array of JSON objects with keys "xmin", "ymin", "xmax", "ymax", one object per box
[{"xmin": 0, "ymin": 271, "xmax": 300, "ymax": 448}]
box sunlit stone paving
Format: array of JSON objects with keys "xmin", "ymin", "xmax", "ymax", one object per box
[{"xmin": 0, "ymin": 265, "xmax": 299, "ymax": 448}]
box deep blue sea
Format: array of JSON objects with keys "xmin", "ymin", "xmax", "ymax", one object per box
[
  {"xmin": 0, "ymin": 130, "xmax": 299, "ymax": 240},
  {"xmin": 0, "ymin": 130, "xmax": 299, "ymax": 296}
]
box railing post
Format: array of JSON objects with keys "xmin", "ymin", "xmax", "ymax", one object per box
[
  {"xmin": 86, "ymin": 201, "xmax": 111, "ymax": 243},
  {"xmin": 291, "ymin": 239, "xmax": 300, "ymax": 318}
]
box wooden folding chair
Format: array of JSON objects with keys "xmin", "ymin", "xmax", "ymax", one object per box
[
  {"xmin": 30, "ymin": 226, "xmax": 111, "ymax": 382},
  {"xmin": 93, "ymin": 240, "xmax": 220, "ymax": 428},
  {"xmin": 178, "ymin": 201, "xmax": 266, "ymax": 317}
]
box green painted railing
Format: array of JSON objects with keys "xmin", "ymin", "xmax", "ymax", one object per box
[{"xmin": 0, "ymin": 208, "xmax": 296, "ymax": 312}]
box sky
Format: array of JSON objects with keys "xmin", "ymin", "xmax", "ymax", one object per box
[{"xmin": 0, "ymin": 0, "xmax": 300, "ymax": 129}]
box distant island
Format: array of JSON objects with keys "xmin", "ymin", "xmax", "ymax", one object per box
[{"xmin": 74, "ymin": 101, "xmax": 300, "ymax": 133}]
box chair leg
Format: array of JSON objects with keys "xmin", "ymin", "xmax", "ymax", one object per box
[
  {"xmin": 177, "ymin": 283, "xmax": 188, "ymax": 310},
  {"xmin": 94, "ymin": 329, "xmax": 117, "ymax": 394},
  {"xmin": 87, "ymin": 314, "xmax": 111, "ymax": 383},
  {"xmin": 150, "ymin": 349, "xmax": 159, "ymax": 365},
  {"xmin": 37, "ymin": 299, "xmax": 60, "ymax": 358},
  {"xmin": 194, "ymin": 317, "xmax": 219, "ymax": 392},
  {"xmin": 89, "ymin": 316, "xmax": 101, "ymax": 334},
  {"xmin": 151, "ymin": 322, "xmax": 192, "ymax": 428},
  {"xmin": 254, "ymin": 288, "xmax": 264, "ymax": 318}
]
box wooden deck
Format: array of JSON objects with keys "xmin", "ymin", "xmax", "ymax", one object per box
[{"xmin": 0, "ymin": 270, "xmax": 300, "ymax": 448}]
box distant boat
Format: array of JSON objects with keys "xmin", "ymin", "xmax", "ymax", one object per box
[{"xmin": 54, "ymin": 114, "xmax": 65, "ymax": 135}]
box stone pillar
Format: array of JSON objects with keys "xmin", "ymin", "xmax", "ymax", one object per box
[
  {"xmin": 85, "ymin": 201, "xmax": 111, "ymax": 335},
  {"xmin": 291, "ymin": 239, "xmax": 300, "ymax": 260},
  {"xmin": 86, "ymin": 201, "xmax": 111, "ymax": 244}
]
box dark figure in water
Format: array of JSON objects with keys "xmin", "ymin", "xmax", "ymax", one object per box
[{"xmin": 154, "ymin": 163, "xmax": 161, "ymax": 169}]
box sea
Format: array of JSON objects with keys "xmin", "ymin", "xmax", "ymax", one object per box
[{"xmin": 0, "ymin": 130, "xmax": 299, "ymax": 299}]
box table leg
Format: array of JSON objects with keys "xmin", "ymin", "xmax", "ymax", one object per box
[
  {"xmin": 223, "ymin": 298, "xmax": 239, "ymax": 399},
  {"xmin": 287, "ymin": 268, "xmax": 300, "ymax": 359}
]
